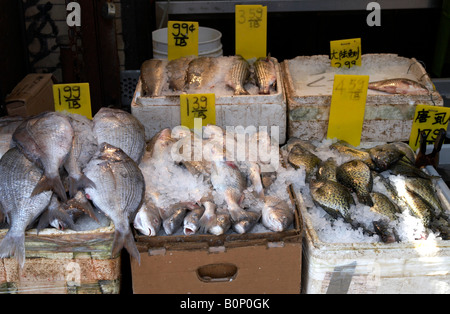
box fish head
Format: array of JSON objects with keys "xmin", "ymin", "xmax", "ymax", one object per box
[{"xmin": 133, "ymin": 209, "xmax": 160, "ymax": 236}]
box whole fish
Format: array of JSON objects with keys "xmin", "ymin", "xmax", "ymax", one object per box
[
  {"xmin": 317, "ymin": 158, "xmax": 338, "ymax": 182},
  {"xmin": 239, "ymin": 161, "xmax": 264, "ymax": 199},
  {"xmin": 160, "ymin": 202, "xmax": 197, "ymax": 235},
  {"xmin": 146, "ymin": 128, "xmax": 177, "ymax": 161},
  {"xmin": 330, "ymin": 141, "xmax": 376, "ymax": 170},
  {"xmin": 337, "ymin": 159, "xmax": 374, "ymax": 206},
  {"xmin": 226, "ymin": 55, "xmax": 250, "ymax": 95},
  {"xmin": 368, "ymin": 143, "xmax": 405, "ymax": 172},
  {"xmin": 285, "ymin": 137, "xmax": 317, "ymax": 154},
  {"xmin": 84, "ymin": 143, "xmax": 145, "ymax": 263},
  {"xmin": 392, "ymin": 142, "xmax": 416, "ymax": 165},
  {"xmin": 370, "ymin": 192, "xmax": 401, "ymax": 221},
  {"xmin": 198, "ymin": 200, "xmax": 231, "ymax": 235},
  {"xmin": 0, "ymin": 116, "xmax": 23, "ymax": 158},
  {"xmin": 254, "ymin": 56, "xmax": 277, "ymax": 94},
  {"xmin": 233, "ymin": 210, "xmax": 261, "ymax": 234},
  {"xmin": 140, "ymin": 59, "xmax": 168, "ymax": 97},
  {"xmin": 133, "ymin": 197, "xmax": 161, "ymax": 236},
  {"xmin": 404, "ymin": 177, "xmax": 446, "ymax": 219},
  {"xmin": 12, "ymin": 111, "xmax": 74, "ymax": 201},
  {"xmin": 368, "ymin": 78, "xmax": 429, "ymax": 95},
  {"xmin": 183, "ymin": 204, "xmax": 205, "ymax": 235},
  {"xmin": 288, "ymin": 144, "xmax": 321, "ymax": 182},
  {"xmin": 0, "ymin": 148, "xmax": 53, "ymax": 268},
  {"xmin": 167, "ymin": 56, "xmax": 193, "ymax": 91},
  {"xmin": 186, "ymin": 57, "xmax": 216, "ymax": 89},
  {"xmin": 261, "ymin": 196, "xmax": 293, "ymax": 232},
  {"xmin": 389, "ymin": 159, "xmax": 438, "ymax": 180},
  {"xmin": 93, "ymin": 107, "xmax": 146, "ymax": 164}
]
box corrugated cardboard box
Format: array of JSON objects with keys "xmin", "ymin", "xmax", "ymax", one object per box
[{"xmin": 5, "ymin": 73, "xmax": 55, "ymax": 117}]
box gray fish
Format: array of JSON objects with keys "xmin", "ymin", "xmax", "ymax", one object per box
[
  {"xmin": 133, "ymin": 197, "xmax": 161, "ymax": 236},
  {"xmin": 37, "ymin": 194, "xmax": 75, "ymax": 232},
  {"xmin": 254, "ymin": 56, "xmax": 277, "ymax": 94},
  {"xmin": 226, "ymin": 55, "xmax": 250, "ymax": 95},
  {"xmin": 12, "ymin": 111, "xmax": 74, "ymax": 202},
  {"xmin": 368, "ymin": 143, "xmax": 405, "ymax": 172},
  {"xmin": 84, "ymin": 143, "xmax": 145, "ymax": 263},
  {"xmin": 198, "ymin": 200, "xmax": 231, "ymax": 235},
  {"xmin": 167, "ymin": 56, "xmax": 193, "ymax": 91},
  {"xmin": 140, "ymin": 59, "xmax": 168, "ymax": 97},
  {"xmin": 317, "ymin": 158, "xmax": 338, "ymax": 182},
  {"xmin": 187, "ymin": 57, "xmax": 216, "ymax": 89},
  {"xmin": 402, "ymin": 189, "xmax": 433, "ymax": 227},
  {"xmin": 0, "ymin": 148, "xmax": 53, "ymax": 268},
  {"xmin": 0, "ymin": 116, "xmax": 23, "ymax": 158},
  {"xmin": 240, "ymin": 161, "xmax": 265, "ymax": 199},
  {"xmin": 63, "ymin": 190, "xmax": 98, "ymax": 224},
  {"xmin": 337, "ymin": 160, "xmax": 374, "ymax": 206},
  {"xmin": 261, "ymin": 196, "xmax": 293, "ymax": 232},
  {"xmin": 183, "ymin": 204, "xmax": 205, "ymax": 235},
  {"xmin": 93, "ymin": 107, "xmax": 146, "ymax": 164},
  {"xmin": 288, "ymin": 144, "xmax": 321, "ymax": 182},
  {"xmin": 146, "ymin": 128, "xmax": 177, "ymax": 161},
  {"xmin": 368, "ymin": 78, "xmax": 429, "ymax": 95},
  {"xmin": 233, "ymin": 210, "xmax": 261, "ymax": 234}
]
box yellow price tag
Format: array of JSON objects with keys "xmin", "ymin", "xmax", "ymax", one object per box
[
  {"xmin": 168, "ymin": 21, "xmax": 199, "ymax": 60},
  {"xmin": 408, "ymin": 104, "xmax": 450, "ymax": 151},
  {"xmin": 180, "ymin": 93, "xmax": 216, "ymax": 130},
  {"xmin": 330, "ymin": 38, "xmax": 361, "ymax": 68},
  {"xmin": 235, "ymin": 5, "xmax": 267, "ymax": 60},
  {"xmin": 327, "ymin": 75, "xmax": 369, "ymax": 147},
  {"xmin": 53, "ymin": 83, "xmax": 92, "ymax": 119}
]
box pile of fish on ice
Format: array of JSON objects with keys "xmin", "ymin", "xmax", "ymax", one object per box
[
  {"xmin": 283, "ymin": 135, "xmax": 450, "ymax": 244},
  {"xmin": 0, "ymin": 108, "xmax": 300, "ymax": 267},
  {"xmin": 140, "ymin": 55, "xmax": 278, "ymax": 97}
]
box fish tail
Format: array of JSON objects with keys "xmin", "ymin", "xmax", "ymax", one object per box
[
  {"xmin": 234, "ymin": 86, "xmax": 249, "ymax": 95},
  {"xmin": 198, "ymin": 212, "xmax": 216, "ymax": 234},
  {"xmin": 68, "ymin": 175, "xmax": 96, "ymax": 198},
  {"xmin": 0, "ymin": 231, "xmax": 26, "ymax": 268},
  {"xmin": 32, "ymin": 174, "xmax": 67, "ymax": 202},
  {"xmin": 228, "ymin": 206, "xmax": 249, "ymax": 223},
  {"xmin": 112, "ymin": 228, "xmax": 141, "ymax": 265}
]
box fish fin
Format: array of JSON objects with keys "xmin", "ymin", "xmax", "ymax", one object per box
[
  {"xmin": 234, "ymin": 86, "xmax": 249, "ymax": 95},
  {"xmin": 112, "ymin": 229, "xmax": 140, "ymax": 265},
  {"xmin": 32, "ymin": 175, "xmax": 67, "ymax": 202},
  {"xmin": 68, "ymin": 175, "xmax": 96, "ymax": 198},
  {"xmin": 65, "ymin": 198, "xmax": 99, "ymax": 223},
  {"xmin": 357, "ymin": 193, "xmax": 374, "ymax": 207},
  {"xmin": 0, "ymin": 231, "xmax": 26, "ymax": 268}
]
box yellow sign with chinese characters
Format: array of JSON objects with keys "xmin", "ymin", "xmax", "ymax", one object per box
[
  {"xmin": 330, "ymin": 38, "xmax": 361, "ymax": 68},
  {"xmin": 327, "ymin": 75, "xmax": 369, "ymax": 147},
  {"xmin": 180, "ymin": 93, "xmax": 216, "ymax": 130},
  {"xmin": 408, "ymin": 104, "xmax": 450, "ymax": 151},
  {"xmin": 168, "ymin": 21, "xmax": 199, "ymax": 60},
  {"xmin": 235, "ymin": 5, "xmax": 267, "ymax": 60},
  {"xmin": 53, "ymin": 83, "xmax": 92, "ymax": 119}
]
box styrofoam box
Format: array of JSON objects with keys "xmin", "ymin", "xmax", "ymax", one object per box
[
  {"xmin": 131, "ymin": 57, "xmax": 287, "ymax": 144},
  {"xmin": 282, "ymin": 54, "xmax": 444, "ymax": 142}
]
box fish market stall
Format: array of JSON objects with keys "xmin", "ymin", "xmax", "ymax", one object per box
[
  {"xmin": 282, "ymin": 54, "xmax": 444, "ymax": 142},
  {"xmin": 131, "ymin": 56, "xmax": 287, "ymax": 144}
]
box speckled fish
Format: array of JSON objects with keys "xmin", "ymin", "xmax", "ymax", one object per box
[
  {"xmin": 12, "ymin": 111, "xmax": 74, "ymax": 202},
  {"xmin": 392, "ymin": 142, "xmax": 416, "ymax": 164},
  {"xmin": 368, "ymin": 78, "xmax": 429, "ymax": 95},
  {"xmin": 402, "ymin": 189, "xmax": 433, "ymax": 227},
  {"xmin": 183, "ymin": 204, "xmax": 205, "ymax": 235},
  {"xmin": 140, "ymin": 59, "xmax": 168, "ymax": 97},
  {"xmin": 317, "ymin": 158, "xmax": 338, "ymax": 182},
  {"xmin": 84, "ymin": 143, "xmax": 145, "ymax": 263},
  {"xmin": 226, "ymin": 55, "xmax": 250, "ymax": 95},
  {"xmin": 167, "ymin": 56, "xmax": 193, "ymax": 91},
  {"xmin": 288, "ymin": 144, "xmax": 321, "ymax": 182},
  {"xmin": 370, "ymin": 192, "xmax": 401, "ymax": 221},
  {"xmin": 199, "ymin": 200, "xmax": 231, "ymax": 235},
  {"xmin": 404, "ymin": 177, "xmax": 447, "ymax": 219},
  {"xmin": 93, "ymin": 107, "xmax": 146, "ymax": 164},
  {"xmin": 254, "ymin": 56, "xmax": 277, "ymax": 94},
  {"xmin": 133, "ymin": 197, "xmax": 161, "ymax": 236},
  {"xmin": 285, "ymin": 137, "xmax": 317, "ymax": 154},
  {"xmin": 330, "ymin": 141, "xmax": 376, "ymax": 170},
  {"xmin": 368, "ymin": 143, "xmax": 405, "ymax": 172},
  {"xmin": 389, "ymin": 159, "xmax": 438, "ymax": 180},
  {"xmin": 186, "ymin": 57, "xmax": 216, "ymax": 89},
  {"xmin": 0, "ymin": 148, "xmax": 53, "ymax": 268},
  {"xmin": 337, "ymin": 160, "xmax": 374, "ymax": 206},
  {"xmin": 261, "ymin": 196, "xmax": 293, "ymax": 232}
]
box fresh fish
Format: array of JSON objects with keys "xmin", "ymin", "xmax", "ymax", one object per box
[
  {"xmin": 146, "ymin": 128, "xmax": 177, "ymax": 161},
  {"xmin": 254, "ymin": 56, "xmax": 277, "ymax": 94},
  {"xmin": 372, "ymin": 172, "xmax": 403, "ymax": 205},
  {"xmin": 198, "ymin": 200, "xmax": 231, "ymax": 235},
  {"xmin": 337, "ymin": 160, "xmax": 374, "ymax": 206},
  {"xmin": 93, "ymin": 107, "xmax": 146, "ymax": 164},
  {"xmin": 140, "ymin": 59, "xmax": 168, "ymax": 97},
  {"xmin": 0, "ymin": 148, "xmax": 53, "ymax": 268},
  {"xmin": 368, "ymin": 78, "xmax": 429, "ymax": 95},
  {"xmin": 64, "ymin": 113, "xmax": 97, "ymax": 197},
  {"xmin": 233, "ymin": 211, "xmax": 261, "ymax": 234},
  {"xmin": 159, "ymin": 202, "xmax": 197, "ymax": 235},
  {"xmin": 12, "ymin": 111, "xmax": 74, "ymax": 201},
  {"xmin": 183, "ymin": 204, "xmax": 205, "ymax": 235},
  {"xmin": 0, "ymin": 116, "xmax": 23, "ymax": 158},
  {"xmin": 389, "ymin": 159, "xmax": 438, "ymax": 180},
  {"xmin": 285, "ymin": 137, "xmax": 317, "ymax": 154},
  {"xmin": 226, "ymin": 55, "xmax": 250, "ymax": 95},
  {"xmin": 84, "ymin": 143, "xmax": 145, "ymax": 263},
  {"xmin": 240, "ymin": 161, "xmax": 264, "ymax": 199},
  {"xmin": 404, "ymin": 177, "xmax": 447, "ymax": 219},
  {"xmin": 317, "ymin": 158, "xmax": 338, "ymax": 182},
  {"xmin": 402, "ymin": 189, "xmax": 433, "ymax": 227},
  {"xmin": 288, "ymin": 144, "xmax": 321, "ymax": 182},
  {"xmin": 63, "ymin": 190, "xmax": 98, "ymax": 224},
  {"xmin": 391, "ymin": 142, "xmax": 416, "ymax": 165},
  {"xmin": 368, "ymin": 143, "xmax": 405, "ymax": 172},
  {"xmin": 37, "ymin": 194, "xmax": 75, "ymax": 232},
  {"xmin": 370, "ymin": 192, "xmax": 401, "ymax": 221},
  {"xmin": 187, "ymin": 57, "xmax": 216, "ymax": 89},
  {"xmin": 261, "ymin": 196, "xmax": 293, "ymax": 232},
  {"xmin": 330, "ymin": 141, "xmax": 376, "ymax": 170},
  {"xmin": 167, "ymin": 56, "xmax": 193, "ymax": 91},
  {"xmin": 133, "ymin": 197, "xmax": 161, "ymax": 236}
]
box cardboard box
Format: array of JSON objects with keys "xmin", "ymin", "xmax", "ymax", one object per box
[
  {"xmin": 130, "ymin": 187, "xmax": 303, "ymax": 294},
  {"xmin": 5, "ymin": 73, "xmax": 55, "ymax": 117}
]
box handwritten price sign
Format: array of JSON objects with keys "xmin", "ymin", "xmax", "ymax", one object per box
[
  {"xmin": 330, "ymin": 38, "xmax": 361, "ymax": 68},
  {"xmin": 235, "ymin": 5, "xmax": 267, "ymax": 60},
  {"xmin": 53, "ymin": 83, "xmax": 92, "ymax": 119},
  {"xmin": 168, "ymin": 21, "xmax": 199, "ymax": 60},
  {"xmin": 180, "ymin": 93, "xmax": 216, "ymax": 130},
  {"xmin": 327, "ymin": 75, "xmax": 369, "ymax": 147}
]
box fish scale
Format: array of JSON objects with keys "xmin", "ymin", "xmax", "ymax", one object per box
[
  {"xmin": 226, "ymin": 56, "xmax": 250, "ymax": 95},
  {"xmin": 254, "ymin": 57, "xmax": 277, "ymax": 94}
]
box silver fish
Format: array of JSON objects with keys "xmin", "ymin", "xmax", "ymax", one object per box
[
  {"xmin": 368, "ymin": 78, "xmax": 429, "ymax": 95},
  {"xmin": 0, "ymin": 148, "xmax": 53, "ymax": 268},
  {"xmin": 167, "ymin": 56, "xmax": 193, "ymax": 91},
  {"xmin": 183, "ymin": 204, "xmax": 205, "ymax": 235},
  {"xmin": 187, "ymin": 57, "xmax": 216, "ymax": 89},
  {"xmin": 233, "ymin": 210, "xmax": 261, "ymax": 234},
  {"xmin": 226, "ymin": 55, "xmax": 250, "ymax": 95},
  {"xmin": 140, "ymin": 59, "xmax": 168, "ymax": 97},
  {"xmin": 84, "ymin": 143, "xmax": 145, "ymax": 263},
  {"xmin": 133, "ymin": 197, "xmax": 161, "ymax": 236},
  {"xmin": 93, "ymin": 107, "xmax": 146, "ymax": 164},
  {"xmin": 37, "ymin": 194, "xmax": 75, "ymax": 232},
  {"xmin": 146, "ymin": 128, "xmax": 177, "ymax": 161},
  {"xmin": 198, "ymin": 200, "xmax": 231, "ymax": 235},
  {"xmin": 261, "ymin": 196, "xmax": 293, "ymax": 232},
  {"xmin": 0, "ymin": 116, "xmax": 23, "ymax": 158},
  {"xmin": 254, "ymin": 56, "xmax": 277, "ymax": 94},
  {"xmin": 160, "ymin": 203, "xmax": 191, "ymax": 235},
  {"xmin": 12, "ymin": 111, "xmax": 74, "ymax": 202}
]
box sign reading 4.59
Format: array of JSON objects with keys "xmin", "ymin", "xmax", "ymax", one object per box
[
  {"xmin": 168, "ymin": 21, "xmax": 199, "ymax": 60},
  {"xmin": 53, "ymin": 83, "xmax": 92, "ymax": 119}
]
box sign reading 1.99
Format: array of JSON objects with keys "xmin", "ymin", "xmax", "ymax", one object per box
[
  {"xmin": 53, "ymin": 83, "xmax": 92, "ymax": 119},
  {"xmin": 168, "ymin": 21, "xmax": 199, "ymax": 60}
]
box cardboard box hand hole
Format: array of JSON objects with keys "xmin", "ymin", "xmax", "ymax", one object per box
[{"xmin": 196, "ymin": 263, "xmax": 238, "ymax": 283}]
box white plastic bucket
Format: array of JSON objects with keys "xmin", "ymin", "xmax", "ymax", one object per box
[{"xmin": 152, "ymin": 27, "xmax": 222, "ymax": 58}]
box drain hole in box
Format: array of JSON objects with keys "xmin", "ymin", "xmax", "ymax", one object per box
[{"xmin": 197, "ymin": 263, "xmax": 238, "ymax": 283}]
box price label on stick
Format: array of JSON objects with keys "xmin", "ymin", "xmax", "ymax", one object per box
[
  {"xmin": 180, "ymin": 93, "xmax": 216, "ymax": 130},
  {"xmin": 327, "ymin": 75, "xmax": 369, "ymax": 147},
  {"xmin": 330, "ymin": 38, "xmax": 361, "ymax": 68},
  {"xmin": 168, "ymin": 21, "xmax": 199, "ymax": 60},
  {"xmin": 53, "ymin": 83, "xmax": 92, "ymax": 119},
  {"xmin": 408, "ymin": 104, "xmax": 450, "ymax": 151},
  {"xmin": 235, "ymin": 5, "xmax": 267, "ymax": 60}
]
